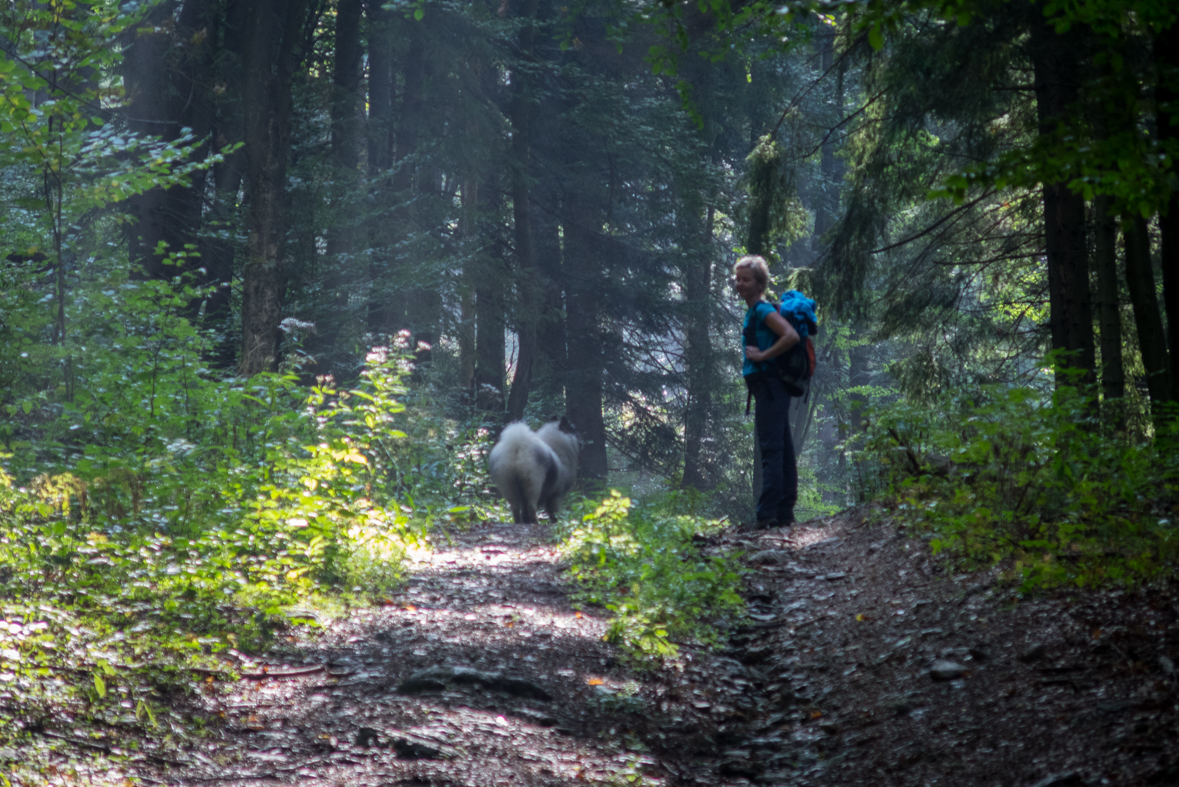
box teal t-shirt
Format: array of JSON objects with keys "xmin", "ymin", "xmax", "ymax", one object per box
[{"xmin": 742, "ymin": 301, "xmax": 777, "ymax": 377}]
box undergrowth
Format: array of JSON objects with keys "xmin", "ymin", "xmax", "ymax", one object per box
[
  {"xmin": 557, "ymin": 490, "xmax": 746, "ymax": 665},
  {"xmin": 854, "ymin": 381, "xmax": 1179, "ymax": 590},
  {"xmin": 0, "ymin": 332, "xmax": 439, "ymax": 783}
]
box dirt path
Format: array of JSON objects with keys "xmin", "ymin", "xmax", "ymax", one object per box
[
  {"xmin": 148, "ymin": 520, "xmax": 755, "ymax": 786},
  {"xmin": 719, "ymin": 512, "xmax": 1179, "ymax": 787},
  {"xmin": 130, "ymin": 512, "xmax": 1179, "ymax": 787}
]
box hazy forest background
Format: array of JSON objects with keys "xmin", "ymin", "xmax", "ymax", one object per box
[{"xmin": 0, "ymin": 0, "xmax": 1178, "ymax": 775}]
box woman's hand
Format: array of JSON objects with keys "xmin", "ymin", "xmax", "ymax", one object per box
[{"xmin": 745, "ymin": 345, "xmax": 766, "ymax": 362}]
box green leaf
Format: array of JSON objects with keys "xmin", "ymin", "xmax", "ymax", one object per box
[
  {"xmin": 137, "ymin": 699, "xmax": 158, "ymax": 728},
  {"xmin": 94, "ymin": 673, "xmax": 106, "ymax": 698},
  {"xmin": 868, "ymin": 25, "xmax": 884, "ymax": 51},
  {"xmin": 413, "ymin": 8, "xmax": 424, "ymax": 20}
]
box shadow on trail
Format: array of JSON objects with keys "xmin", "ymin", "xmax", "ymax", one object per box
[{"xmin": 163, "ymin": 521, "xmax": 740, "ymax": 787}]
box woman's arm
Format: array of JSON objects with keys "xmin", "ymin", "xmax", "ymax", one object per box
[{"xmin": 745, "ymin": 309, "xmax": 800, "ymax": 363}]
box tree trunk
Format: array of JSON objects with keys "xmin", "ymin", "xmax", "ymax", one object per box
[
  {"xmin": 1030, "ymin": 12, "xmax": 1095, "ymax": 386},
  {"xmin": 505, "ymin": 0, "xmax": 541, "ymax": 422},
  {"xmin": 1155, "ymin": 21, "xmax": 1179, "ymax": 402},
  {"xmin": 202, "ymin": 148, "xmax": 244, "ymax": 367},
  {"xmin": 458, "ymin": 180, "xmax": 479, "ymax": 392},
  {"xmin": 330, "ymin": 0, "xmax": 362, "ymax": 174},
  {"xmin": 238, "ymin": 0, "xmax": 310, "ymax": 375},
  {"xmin": 369, "ymin": 27, "xmax": 423, "ymax": 337},
  {"xmin": 845, "ymin": 340, "xmax": 870, "ymax": 495},
  {"xmin": 1093, "ymin": 196, "xmax": 1124, "ymax": 411},
  {"xmin": 811, "ymin": 27, "xmax": 839, "ymax": 262},
  {"xmin": 534, "ymin": 183, "xmax": 567, "ymax": 401},
  {"xmin": 122, "ymin": 0, "xmax": 214, "ymax": 288},
  {"xmin": 682, "ymin": 204, "xmax": 714, "ymax": 491},
  {"xmin": 475, "ymin": 252, "xmax": 507, "ymax": 413},
  {"xmin": 316, "ymin": 0, "xmax": 363, "ymax": 373},
  {"xmin": 1123, "ymin": 216, "xmax": 1171, "ymax": 405},
  {"xmin": 364, "ymin": 0, "xmax": 394, "ymax": 354},
  {"xmin": 564, "ymin": 194, "xmax": 608, "ymax": 484},
  {"xmin": 366, "ymin": 1, "xmax": 394, "ymax": 173}
]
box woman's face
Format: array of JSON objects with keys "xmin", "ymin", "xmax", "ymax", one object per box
[{"xmin": 733, "ymin": 267, "xmax": 763, "ymax": 301}]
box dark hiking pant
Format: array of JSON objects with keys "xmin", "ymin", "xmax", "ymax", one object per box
[{"xmin": 752, "ymin": 375, "xmax": 798, "ymax": 523}]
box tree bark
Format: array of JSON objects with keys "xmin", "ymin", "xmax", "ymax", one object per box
[
  {"xmin": 364, "ymin": 0, "xmax": 395, "ymax": 355},
  {"xmin": 202, "ymin": 147, "xmax": 244, "ymax": 367},
  {"xmin": 564, "ymin": 194, "xmax": 608, "ymax": 485},
  {"xmin": 366, "ymin": 1, "xmax": 394, "ymax": 173},
  {"xmin": 1093, "ymin": 196, "xmax": 1124, "ymax": 409},
  {"xmin": 811, "ymin": 27, "xmax": 839, "ymax": 262},
  {"xmin": 458, "ymin": 180, "xmax": 479, "ymax": 392},
  {"xmin": 330, "ymin": 0, "xmax": 362, "ymax": 176},
  {"xmin": 1154, "ymin": 21, "xmax": 1179, "ymax": 402},
  {"xmin": 122, "ymin": 0, "xmax": 214, "ymax": 288},
  {"xmin": 682, "ymin": 204, "xmax": 714, "ymax": 491},
  {"xmin": 505, "ymin": 0, "xmax": 541, "ymax": 422},
  {"xmin": 534, "ymin": 183, "xmax": 567, "ymax": 401},
  {"xmin": 316, "ymin": 0, "xmax": 363, "ymax": 373},
  {"xmin": 369, "ymin": 26, "xmax": 423, "ymax": 337},
  {"xmin": 1123, "ymin": 217, "xmax": 1171, "ymax": 405},
  {"xmin": 475, "ymin": 252, "xmax": 507, "ymax": 412},
  {"xmin": 189, "ymin": 0, "xmax": 248, "ymax": 366},
  {"xmin": 1030, "ymin": 11, "xmax": 1095, "ymax": 387},
  {"xmin": 238, "ymin": 0, "xmax": 310, "ymax": 375}
]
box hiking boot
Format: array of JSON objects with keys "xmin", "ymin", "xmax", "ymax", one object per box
[{"xmin": 754, "ymin": 518, "xmax": 779, "ymax": 530}]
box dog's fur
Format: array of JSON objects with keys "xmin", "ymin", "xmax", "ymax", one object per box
[{"xmin": 488, "ymin": 417, "xmax": 580, "ymax": 524}]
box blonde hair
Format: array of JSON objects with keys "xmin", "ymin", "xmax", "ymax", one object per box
[{"xmin": 733, "ymin": 255, "xmax": 770, "ymax": 291}]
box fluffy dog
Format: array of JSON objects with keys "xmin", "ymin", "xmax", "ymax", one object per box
[{"xmin": 488, "ymin": 417, "xmax": 580, "ymax": 524}]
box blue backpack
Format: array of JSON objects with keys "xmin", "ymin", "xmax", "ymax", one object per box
[{"xmin": 743, "ymin": 290, "xmax": 818, "ymax": 409}]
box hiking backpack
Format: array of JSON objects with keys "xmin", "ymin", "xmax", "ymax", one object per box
[{"xmin": 743, "ymin": 289, "xmax": 818, "ymax": 399}]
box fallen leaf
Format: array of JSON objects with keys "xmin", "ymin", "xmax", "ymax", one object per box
[{"xmin": 587, "ymin": 678, "xmax": 604, "ymax": 686}]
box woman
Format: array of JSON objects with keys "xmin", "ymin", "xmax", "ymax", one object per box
[{"xmin": 733, "ymin": 255, "xmax": 800, "ymax": 529}]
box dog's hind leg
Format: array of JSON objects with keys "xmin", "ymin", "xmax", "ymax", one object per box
[{"xmin": 542, "ymin": 494, "xmax": 562, "ymax": 522}]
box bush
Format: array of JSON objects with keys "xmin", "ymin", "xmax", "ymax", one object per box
[
  {"xmin": 558, "ymin": 490, "xmax": 746, "ymax": 664},
  {"xmin": 0, "ymin": 338, "xmax": 432, "ymax": 776},
  {"xmin": 853, "ymin": 382, "xmax": 1179, "ymax": 589}
]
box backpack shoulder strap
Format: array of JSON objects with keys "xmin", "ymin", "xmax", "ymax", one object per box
[{"xmin": 743, "ymin": 301, "xmax": 773, "ymax": 342}]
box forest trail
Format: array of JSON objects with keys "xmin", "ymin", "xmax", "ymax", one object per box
[
  {"xmin": 132, "ymin": 514, "xmax": 1178, "ymax": 787},
  {"xmin": 151, "ymin": 520, "xmax": 740, "ymax": 786}
]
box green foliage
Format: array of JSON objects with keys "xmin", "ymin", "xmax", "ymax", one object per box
[
  {"xmin": 558, "ymin": 490, "xmax": 746, "ymax": 665},
  {"xmin": 0, "ymin": 0, "xmax": 218, "ymax": 361},
  {"xmin": 0, "ymin": 308, "xmax": 431, "ymax": 774},
  {"xmin": 0, "ymin": 470, "xmax": 277, "ymax": 774},
  {"xmin": 744, "ymin": 134, "xmax": 809, "ymax": 260},
  {"xmin": 929, "ymin": 120, "xmax": 1174, "ymax": 220},
  {"xmin": 854, "ymin": 378, "xmax": 1179, "ymax": 590}
]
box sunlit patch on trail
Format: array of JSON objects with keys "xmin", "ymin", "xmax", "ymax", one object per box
[{"xmin": 782, "ymin": 518, "xmax": 843, "ymax": 550}]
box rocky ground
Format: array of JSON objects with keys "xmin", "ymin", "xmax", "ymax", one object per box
[{"xmin": 124, "ymin": 509, "xmax": 1178, "ymax": 787}]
